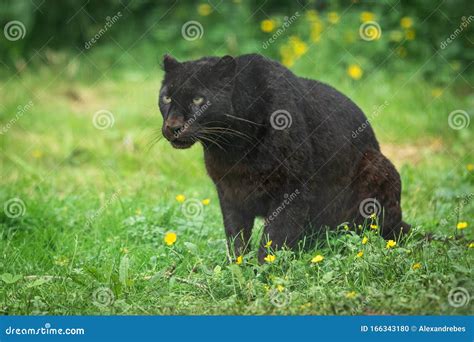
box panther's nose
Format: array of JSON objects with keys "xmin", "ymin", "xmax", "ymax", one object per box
[
  {"xmin": 164, "ymin": 118, "xmax": 185, "ymax": 138},
  {"xmin": 166, "ymin": 123, "xmax": 184, "ymax": 136}
]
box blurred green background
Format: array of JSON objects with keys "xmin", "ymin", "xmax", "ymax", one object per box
[
  {"xmin": 0, "ymin": 0, "xmax": 473, "ymax": 315},
  {"xmin": 1, "ymin": 0, "xmax": 473, "ymax": 81}
]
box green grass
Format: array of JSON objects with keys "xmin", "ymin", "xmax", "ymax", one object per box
[{"xmin": 0, "ymin": 59, "xmax": 473, "ymax": 315}]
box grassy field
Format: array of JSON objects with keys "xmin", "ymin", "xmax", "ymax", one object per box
[{"xmin": 0, "ymin": 58, "xmax": 473, "ymax": 315}]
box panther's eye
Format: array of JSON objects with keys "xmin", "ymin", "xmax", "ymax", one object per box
[
  {"xmin": 193, "ymin": 96, "xmax": 204, "ymax": 106},
  {"xmin": 162, "ymin": 95, "xmax": 172, "ymax": 104}
]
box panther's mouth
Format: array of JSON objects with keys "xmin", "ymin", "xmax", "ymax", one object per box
[{"xmin": 171, "ymin": 138, "xmax": 195, "ymax": 149}]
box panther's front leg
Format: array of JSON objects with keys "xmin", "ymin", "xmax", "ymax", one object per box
[
  {"xmin": 257, "ymin": 194, "xmax": 307, "ymax": 263},
  {"xmin": 217, "ymin": 188, "xmax": 256, "ymax": 260}
]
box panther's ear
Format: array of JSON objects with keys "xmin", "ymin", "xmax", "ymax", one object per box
[
  {"xmin": 162, "ymin": 54, "xmax": 181, "ymax": 72},
  {"xmin": 213, "ymin": 55, "xmax": 236, "ymax": 78}
]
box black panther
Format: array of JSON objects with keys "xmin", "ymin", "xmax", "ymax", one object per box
[{"xmin": 158, "ymin": 53, "xmax": 410, "ymax": 262}]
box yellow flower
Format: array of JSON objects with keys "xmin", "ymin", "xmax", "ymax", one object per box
[
  {"xmin": 264, "ymin": 240, "xmax": 272, "ymax": 248},
  {"xmin": 450, "ymin": 61, "xmax": 461, "ymax": 71},
  {"xmin": 175, "ymin": 194, "xmax": 186, "ymax": 203},
  {"xmin": 264, "ymin": 254, "xmax": 276, "ymax": 263},
  {"xmin": 53, "ymin": 256, "xmax": 70, "ymax": 266},
  {"xmin": 277, "ymin": 284, "xmax": 285, "ymax": 292},
  {"xmin": 389, "ymin": 30, "xmax": 404, "ymax": 42},
  {"xmin": 32, "ymin": 149, "xmax": 43, "ymax": 159},
  {"xmin": 164, "ymin": 232, "xmax": 177, "ymax": 246},
  {"xmin": 412, "ymin": 262, "xmax": 422, "ymax": 270},
  {"xmin": 281, "ymin": 57, "xmax": 295, "ymax": 68},
  {"xmin": 469, "ymin": 242, "xmax": 474, "ymax": 248},
  {"xmin": 369, "ymin": 213, "xmax": 376, "ymax": 219},
  {"xmin": 343, "ymin": 224, "xmax": 349, "ymax": 231},
  {"xmin": 356, "ymin": 251, "xmax": 364, "ymax": 258},
  {"xmin": 327, "ymin": 11, "xmax": 340, "ymax": 24},
  {"xmin": 362, "ymin": 236, "xmax": 368, "ymax": 245},
  {"xmin": 466, "ymin": 163, "xmax": 474, "ymax": 172},
  {"xmin": 431, "ymin": 88, "xmax": 443, "ymax": 98},
  {"xmin": 280, "ymin": 36, "xmax": 309, "ymax": 66},
  {"xmin": 202, "ymin": 198, "xmax": 210, "ymax": 205},
  {"xmin": 261, "ymin": 19, "xmax": 276, "ymax": 33},
  {"xmin": 370, "ymin": 224, "xmax": 378, "ymax": 230},
  {"xmin": 405, "ymin": 29, "xmax": 416, "ymax": 40},
  {"xmin": 197, "ymin": 3, "xmax": 212, "ymax": 16},
  {"xmin": 457, "ymin": 222, "xmax": 468, "ymax": 230},
  {"xmin": 305, "ymin": 10, "xmax": 319, "ymax": 22},
  {"xmin": 360, "ymin": 11, "xmax": 375, "ymax": 23},
  {"xmin": 347, "ymin": 64, "xmax": 363, "ymax": 80},
  {"xmin": 395, "ymin": 46, "xmax": 407, "ymax": 58},
  {"xmin": 400, "ymin": 17, "xmax": 413, "ymax": 29},
  {"xmin": 386, "ymin": 240, "xmax": 397, "ymax": 249},
  {"xmin": 236, "ymin": 255, "xmax": 243, "ymax": 265},
  {"xmin": 311, "ymin": 254, "xmax": 324, "ymax": 263},
  {"xmin": 310, "ymin": 21, "xmax": 323, "ymax": 43},
  {"xmin": 345, "ymin": 291, "xmax": 357, "ymax": 299},
  {"xmin": 290, "ymin": 36, "xmax": 308, "ymax": 56},
  {"xmin": 300, "ymin": 302, "xmax": 312, "ymax": 309}
]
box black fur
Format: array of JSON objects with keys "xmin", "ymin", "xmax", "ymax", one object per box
[{"xmin": 158, "ymin": 53, "xmax": 410, "ymax": 262}]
